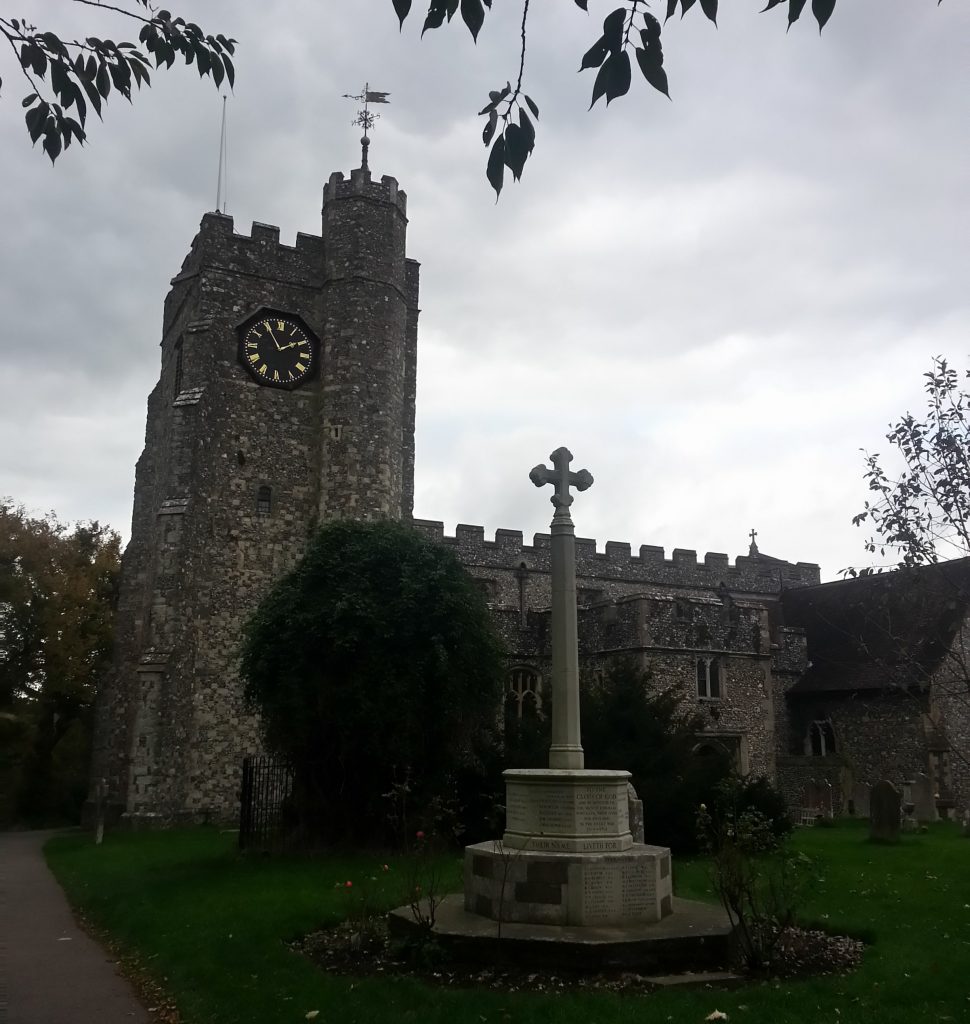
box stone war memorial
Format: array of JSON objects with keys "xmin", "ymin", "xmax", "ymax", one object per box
[{"xmin": 393, "ymin": 449, "xmax": 733, "ymax": 972}]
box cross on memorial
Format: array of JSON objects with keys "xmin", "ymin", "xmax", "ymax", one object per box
[
  {"xmin": 530, "ymin": 446, "xmax": 593, "ymax": 770},
  {"xmin": 530, "ymin": 447, "xmax": 594, "ymax": 512}
]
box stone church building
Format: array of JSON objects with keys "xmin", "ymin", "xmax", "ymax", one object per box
[{"xmin": 89, "ymin": 153, "xmax": 969, "ymax": 828}]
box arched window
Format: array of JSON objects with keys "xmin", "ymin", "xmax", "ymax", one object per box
[
  {"xmin": 507, "ymin": 666, "xmax": 542, "ymax": 720},
  {"xmin": 696, "ymin": 657, "xmax": 721, "ymax": 699},
  {"xmin": 256, "ymin": 485, "xmax": 272, "ymax": 516},
  {"xmin": 173, "ymin": 338, "xmax": 184, "ymax": 397},
  {"xmin": 809, "ymin": 720, "xmax": 837, "ymax": 756}
]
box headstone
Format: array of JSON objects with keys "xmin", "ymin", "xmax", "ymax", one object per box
[
  {"xmin": 900, "ymin": 780, "xmax": 918, "ymax": 832},
  {"xmin": 627, "ymin": 782, "xmax": 645, "ymax": 844},
  {"xmin": 962, "ymin": 810, "xmax": 970, "ymax": 838},
  {"xmin": 869, "ymin": 780, "xmax": 901, "ymax": 842},
  {"xmin": 911, "ymin": 774, "xmax": 936, "ymax": 822},
  {"xmin": 851, "ymin": 782, "xmax": 871, "ymax": 819}
]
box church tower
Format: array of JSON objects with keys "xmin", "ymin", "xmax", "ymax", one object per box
[{"xmin": 90, "ymin": 157, "xmax": 419, "ymax": 824}]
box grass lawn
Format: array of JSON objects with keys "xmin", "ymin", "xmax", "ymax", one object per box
[{"xmin": 46, "ymin": 821, "xmax": 969, "ymax": 1024}]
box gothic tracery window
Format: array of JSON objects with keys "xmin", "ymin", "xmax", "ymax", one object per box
[
  {"xmin": 809, "ymin": 719, "xmax": 837, "ymax": 756},
  {"xmin": 507, "ymin": 666, "xmax": 542, "ymax": 720}
]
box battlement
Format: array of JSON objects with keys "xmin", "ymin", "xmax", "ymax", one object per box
[
  {"xmin": 322, "ymin": 168, "xmax": 408, "ymax": 217},
  {"xmin": 412, "ymin": 519, "xmax": 821, "ymax": 594},
  {"xmin": 171, "ymin": 212, "xmax": 325, "ymax": 287}
]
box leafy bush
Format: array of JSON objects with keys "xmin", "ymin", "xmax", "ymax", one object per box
[
  {"xmin": 240, "ymin": 520, "xmax": 505, "ymax": 846},
  {"xmin": 698, "ymin": 776, "xmax": 815, "ymax": 972}
]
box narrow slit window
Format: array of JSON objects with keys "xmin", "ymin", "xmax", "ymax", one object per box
[
  {"xmin": 696, "ymin": 657, "xmax": 721, "ymax": 700},
  {"xmin": 256, "ymin": 485, "xmax": 272, "ymax": 516},
  {"xmin": 173, "ymin": 338, "xmax": 184, "ymax": 397}
]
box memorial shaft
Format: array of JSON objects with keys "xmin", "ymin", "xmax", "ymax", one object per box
[
  {"xmin": 529, "ymin": 446, "xmax": 593, "ymax": 771},
  {"xmin": 549, "ymin": 504, "xmax": 584, "ymax": 769}
]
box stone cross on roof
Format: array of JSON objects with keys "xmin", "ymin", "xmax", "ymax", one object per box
[{"xmin": 530, "ymin": 447, "xmax": 593, "ymax": 510}]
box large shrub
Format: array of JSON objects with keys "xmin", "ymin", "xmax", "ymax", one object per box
[{"xmin": 241, "ymin": 519, "xmax": 505, "ymax": 845}]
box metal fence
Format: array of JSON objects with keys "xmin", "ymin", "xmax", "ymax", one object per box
[{"xmin": 238, "ymin": 756, "xmax": 294, "ymax": 852}]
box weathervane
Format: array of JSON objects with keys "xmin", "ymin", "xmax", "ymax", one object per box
[{"xmin": 342, "ymin": 82, "xmax": 390, "ymax": 171}]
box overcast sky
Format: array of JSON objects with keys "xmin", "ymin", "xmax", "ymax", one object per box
[{"xmin": 1, "ymin": 1, "xmax": 967, "ymax": 580}]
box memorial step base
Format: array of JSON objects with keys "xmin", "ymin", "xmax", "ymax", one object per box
[
  {"xmin": 388, "ymin": 894, "xmax": 735, "ymax": 974},
  {"xmin": 464, "ymin": 841, "xmax": 672, "ymax": 927}
]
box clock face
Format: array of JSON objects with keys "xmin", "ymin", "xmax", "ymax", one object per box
[{"xmin": 240, "ymin": 315, "xmax": 316, "ymax": 389}]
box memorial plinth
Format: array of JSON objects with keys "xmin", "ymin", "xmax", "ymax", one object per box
[{"xmin": 502, "ymin": 769, "xmax": 633, "ymax": 852}]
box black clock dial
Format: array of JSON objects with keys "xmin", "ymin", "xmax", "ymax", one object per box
[{"xmin": 241, "ymin": 316, "xmax": 315, "ymax": 389}]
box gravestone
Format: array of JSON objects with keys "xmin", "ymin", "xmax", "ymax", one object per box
[
  {"xmin": 911, "ymin": 774, "xmax": 936, "ymax": 822},
  {"xmin": 869, "ymin": 780, "xmax": 901, "ymax": 842},
  {"xmin": 851, "ymin": 782, "xmax": 871, "ymax": 819}
]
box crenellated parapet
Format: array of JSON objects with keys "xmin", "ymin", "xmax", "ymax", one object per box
[
  {"xmin": 170, "ymin": 213, "xmax": 325, "ymax": 291},
  {"xmin": 322, "ymin": 168, "xmax": 408, "ymax": 217},
  {"xmin": 412, "ymin": 519, "xmax": 820, "ymax": 594}
]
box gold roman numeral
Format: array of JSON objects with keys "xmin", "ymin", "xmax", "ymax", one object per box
[
  {"xmin": 273, "ymin": 370, "xmax": 280, "ymax": 382},
  {"xmin": 295, "ymin": 362, "xmax": 305, "ymax": 373},
  {"xmin": 287, "ymin": 371, "xmax": 295, "ymax": 381},
  {"xmin": 299, "ymin": 351, "xmax": 310, "ymax": 360},
  {"xmin": 259, "ymin": 364, "xmax": 267, "ymax": 376},
  {"xmin": 249, "ymin": 353, "xmax": 259, "ymax": 363},
  {"xmin": 276, "ymin": 320, "xmax": 285, "ymax": 331}
]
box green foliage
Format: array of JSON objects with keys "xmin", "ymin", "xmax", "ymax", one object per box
[
  {"xmin": 697, "ymin": 776, "xmax": 808, "ymax": 971},
  {"xmin": 854, "ymin": 356, "xmax": 970, "ymax": 570},
  {"xmin": 0, "ymin": 3, "xmax": 234, "ymax": 162},
  {"xmin": 392, "ymin": 0, "xmax": 943, "ymax": 197},
  {"xmin": 240, "ymin": 519, "xmax": 505, "ymax": 845},
  {"xmin": 0, "ymin": 500, "xmax": 120, "ymax": 824},
  {"xmin": 581, "ymin": 658, "xmax": 732, "ymax": 853}
]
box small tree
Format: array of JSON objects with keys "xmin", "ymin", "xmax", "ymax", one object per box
[
  {"xmin": 855, "ymin": 357, "xmax": 970, "ymax": 570},
  {"xmin": 852, "ymin": 356, "xmax": 970, "ymax": 778},
  {"xmin": 240, "ymin": 519, "xmax": 505, "ymax": 846}
]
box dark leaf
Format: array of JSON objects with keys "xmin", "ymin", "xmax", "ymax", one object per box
[
  {"xmin": 422, "ymin": 0, "xmax": 449, "ymax": 34},
  {"xmin": 788, "ymin": 0, "xmax": 808, "ymax": 27},
  {"xmin": 643, "ymin": 12, "xmax": 662, "ymax": 39},
  {"xmin": 636, "ymin": 42, "xmax": 670, "ymax": 97},
  {"xmin": 96, "ymin": 63, "xmax": 111, "ymax": 98},
  {"xmin": 579, "ymin": 35, "xmax": 610, "ymax": 71},
  {"xmin": 393, "ymin": 0, "xmax": 413, "ymax": 27},
  {"xmin": 574, "ymin": 0, "xmax": 589, "ymax": 9},
  {"xmin": 504, "ymin": 122, "xmax": 529, "ymax": 180},
  {"xmin": 602, "ymin": 8, "xmax": 626, "ymax": 53},
  {"xmin": 25, "ymin": 102, "xmax": 48, "ymax": 143},
  {"xmin": 460, "ymin": 0, "xmax": 485, "ymax": 40},
  {"xmin": 486, "ymin": 134, "xmax": 505, "ymax": 198},
  {"xmin": 681, "ymin": 0, "xmax": 697, "ymax": 15},
  {"xmin": 81, "ymin": 77, "xmax": 103, "ymax": 118},
  {"xmin": 524, "ymin": 94, "xmax": 539, "ymax": 118},
  {"xmin": 590, "ymin": 49, "xmax": 631, "ymax": 108},
  {"xmin": 210, "ymin": 54, "xmax": 224, "ymax": 88},
  {"xmin": 222, "ymin": 52, "xmax": 235, "ymax": 88},
  {"xmin": 700, "ymin": 0, "xmax": 718, "ymax": 24},
  {"xmin": 43, "ymin": 127, "xmax": 62, "ymax": 163},
  {"xmin": 482, "ymin": 108, "xmax": 497, "ymax": 146},
  {"xmin": 760, "ymin": 0, "xmax": 786, "ymax": 9},
  {"xmin": 518, "ymin": 107, "xmax": 535, "ymax": 152},
  {"xmin": 665, "ymin": 0, "xmax": 678, "ymax": 21},
  {"xmin": 812, "ymin": 0, "xmax": 836, "ymax": 29},
  {"xmin": 22, "ymin": 93, "xmax": 37, "ymax": 107}
]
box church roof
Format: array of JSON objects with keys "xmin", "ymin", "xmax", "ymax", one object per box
[{"xmin": 781, "ymin": 558, "xmax": 970, "ymax": 695}]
